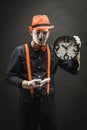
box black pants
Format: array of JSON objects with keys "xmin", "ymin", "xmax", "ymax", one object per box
[{"xmin": 19, "ymin": 94, "xmax": 58, "ymax": 130}]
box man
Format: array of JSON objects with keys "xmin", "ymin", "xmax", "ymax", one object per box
[{"xmin": 6, "ymin": 15, "xmax": 80, "ymax": 130}]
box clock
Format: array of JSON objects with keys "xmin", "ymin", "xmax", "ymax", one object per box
[{"xmin": 53, "ymin": 36, "xmax": 81, "ymax": 60}]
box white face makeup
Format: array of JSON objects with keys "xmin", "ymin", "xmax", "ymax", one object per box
[{"xmin": 32, "ymin": 29, "xmax": 50, "ymax": 45}]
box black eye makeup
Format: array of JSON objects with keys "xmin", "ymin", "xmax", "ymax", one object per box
[
  {"xmin": 36, "ymin": 30, "xmax": 40, "ymax": 35},
  {"xmin": 43, "ymin": 31, "xmax": 48, "ymax": 35},
  {"xmin": 35, "ymin": 30, "xmax": 48, "ymax": 36}
]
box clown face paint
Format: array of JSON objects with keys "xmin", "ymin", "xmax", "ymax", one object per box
[{"xmin": 32, "ymin": 29, "xmax": 50, "ymax": 45}]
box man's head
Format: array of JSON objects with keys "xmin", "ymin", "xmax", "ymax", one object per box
[{"xmin": 29, "ymin": 15, "xmax": 54, "ymax": 45}]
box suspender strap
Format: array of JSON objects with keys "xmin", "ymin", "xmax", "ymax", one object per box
[
  {"xmin": 24, "ymin": 43, "xmax": 51, "ymax": 94},
  {"xmin": 47, "ymin": 45, "xmax": 51, "ymax": 94},
  {"xmin": 24, "ymin": 44, "xmax": 34, "ymax": 94}
]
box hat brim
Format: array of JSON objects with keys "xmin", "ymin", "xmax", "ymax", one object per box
[{"xmin": 30, "ymin": 25, "xmax": 54, "ymax": 30}]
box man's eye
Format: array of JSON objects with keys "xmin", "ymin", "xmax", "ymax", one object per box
[
  {"xmin": 43, "ymin": 32, "xmax": 47, "ymax": 35},
  {"xmin": 36, "ymin": 31, "xmax": 40, "ymax": 34}
]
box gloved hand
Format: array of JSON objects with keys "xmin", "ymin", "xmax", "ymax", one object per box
[
  {"xmin": 39, "ymin": 77, "xmax": 51, "ymax": 87},
  {"xmin": 22, "ymin": 79, "xmax": 42, "ymax": 89},
  {"xmin": 73, "ymin": 35, "xmax": 81, "ymax": 48},
  {"xmin": 73, "ymin": 52, "xmax": 80, "ymax": 71},
  {"xmin": 28, "ymin": 79, "xmax": 42, "ymax": 87},
  {"xmin": 73, "ymin": 35, "xmax": 81, "ymax": 71},
  {"xmin": 22, "ymin": 78, "xmax": 51, "ymax": 89}
]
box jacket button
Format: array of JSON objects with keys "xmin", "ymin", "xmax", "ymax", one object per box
[
  {"xmin": 38, "ymin": 66, "xmax": 40, "ymax": 69},
  {"xmin": 38, "ymin": 57, "xmax": 41, "ymax": 59}
]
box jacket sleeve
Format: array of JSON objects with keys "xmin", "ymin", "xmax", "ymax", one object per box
[
  {"xmin": 58, "ymin": 58, "xmax": 80, "ymax": 74},
  {"xmin": 5, "ymin": 47, "xmax": 23, "ymax": 87}
]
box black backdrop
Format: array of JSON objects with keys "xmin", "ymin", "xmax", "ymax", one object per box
[{"xmin": 0, "ymin": 0, "xmax": 87, "ymax": 130}]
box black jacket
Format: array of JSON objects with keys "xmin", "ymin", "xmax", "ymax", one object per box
[{"xmin": 5, "ymin": 43, "xmax": 79, "ymax": 96}]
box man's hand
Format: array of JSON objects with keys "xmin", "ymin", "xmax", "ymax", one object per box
[
  {"xmin": 73, "ymin": 52, "xmax": 80, "ymax": 71},
  {"xmin": 73, "ymin": 35, "xmax": 81, "ymax": 71},
  {"xmin": 73, "ymin": 35, "xmax": 81, "ymax": 48},
  {"xmin": 39, "ymin": 78, "xmax": 51, "ymax": 87},
  {"xmin": 22, "ymin": 78, "xmax": 51, "ymax": 89},
  {"xmin": 76, "ymin": 52, "xmax": 80, "ymax": 71},
  {"xmin": 22, "ymin": 79, "xmax": 42, "ymax": 89}
]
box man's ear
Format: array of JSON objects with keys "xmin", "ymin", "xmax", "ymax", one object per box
[
  {"xmin": 47, "ymin": 29, "xmax": 51, "ymax": 37},
  {"xmin": 49, "ymin": 29, "xmax": 51, "ymax": 35},
  {"xmin": 28, "ymin": 26, "xmax": 33, "ymax": 35}
]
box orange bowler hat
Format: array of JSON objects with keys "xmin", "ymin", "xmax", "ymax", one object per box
[{"xmin": 29, "ymin": 15, "xmax": 54, "ymax": 30}]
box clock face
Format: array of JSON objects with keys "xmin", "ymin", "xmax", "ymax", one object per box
[{"xmin": 54, "ymin": 36, "xmax": 80, "ymax": 60}]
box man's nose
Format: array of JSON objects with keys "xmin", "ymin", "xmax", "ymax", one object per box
[{"xmin": 39, "ymin": 32, "xmax": 43, "ymax": 38}]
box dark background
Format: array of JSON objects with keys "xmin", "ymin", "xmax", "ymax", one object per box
[{"xmin": 0, "ymin": 0, "xmax": 87, "ymax": 130}]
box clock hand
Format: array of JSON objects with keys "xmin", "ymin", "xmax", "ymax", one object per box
[
  {"xmin": 67, "ymin": 43, "xmax": 73, "ymax": 50},
  {"xmin": 61, "ymin": 44, "xmax": 67, "ymax": 50}
]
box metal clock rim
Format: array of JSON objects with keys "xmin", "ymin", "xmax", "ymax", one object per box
[{"xmin": 53, "ymin": 35, "xmax": 80, "ymax": 61}]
